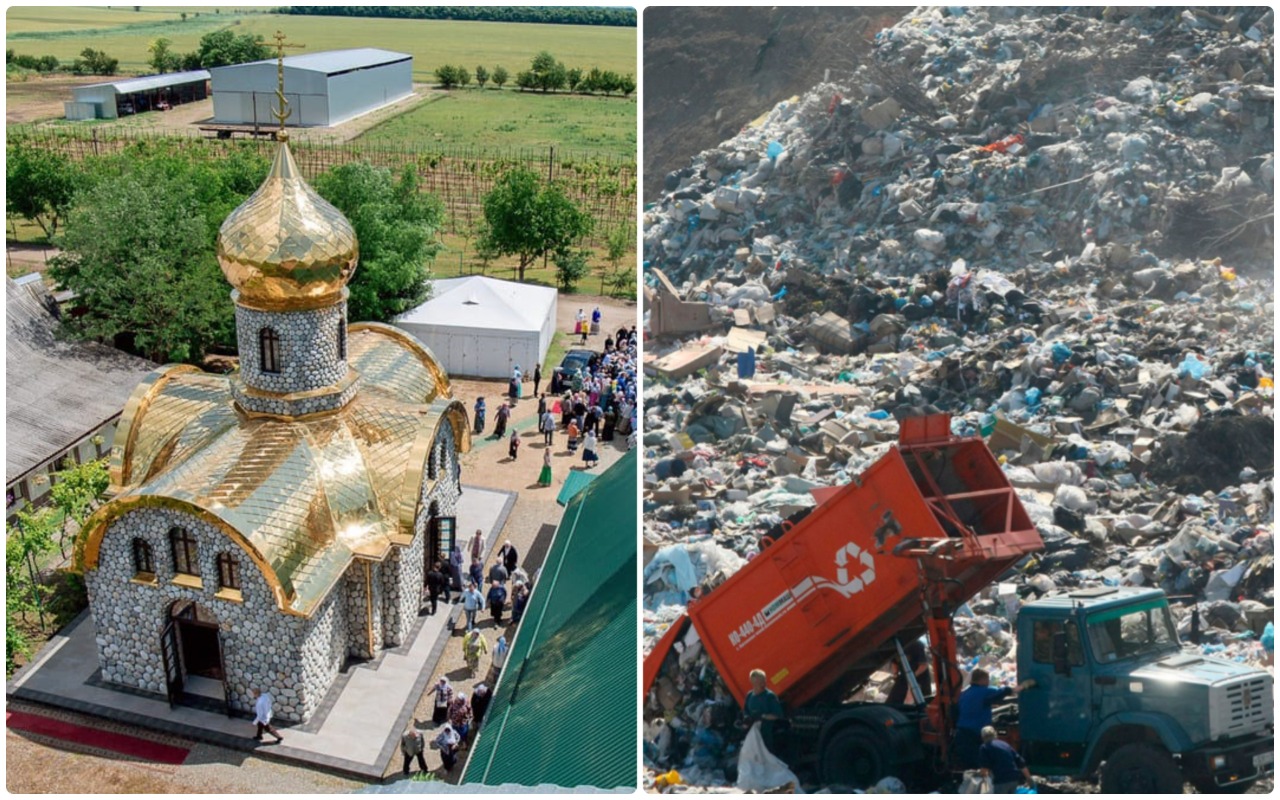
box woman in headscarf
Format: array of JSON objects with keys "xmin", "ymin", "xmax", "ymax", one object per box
[
  {"xmin": 493, "ymin": 634, "xmax": 510, "ymax": 672},
  {"xmin": 508, "ymin": 429, "xmax": 520, "ymax": 460},
  {"xmin": 434, "ymin": 723, "xmax": 461, "ymax": 772},
  {"xmin": 448, "ymin": 545, "xmax": 464, "ymax": 592},
  {"xmin": 428, "ymin": 677, "xmax": 453, "ymax": 725},
  {"xmin": 471, "ymin": 682, "xmax": 492, "ymax": 727},
  {"xmin": 472, "ymin": 396, "xmax": 486, "ymax": 434},
  {"xmin": 582, "ymin": 430, "xmax": 599, "ymax": 469},
  {"xmin": 566, "ymin": 419, "xmax": 580, "ymax": 454},
  {"xmin": 447, "ymin": 692, "xmax": 473, "ymax": 740},
  {"xmin": 494, "ymin": 402, "xmax": 510, "ymax": 437}
]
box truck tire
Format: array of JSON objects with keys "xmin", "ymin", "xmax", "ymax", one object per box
[
  {"xmin": 1100, "ymin": 743, "xmax": 1183, "ymax": 794},
  {"xmin": 821, "ymin": 726, "xmax": 890, "ymax": 789}
]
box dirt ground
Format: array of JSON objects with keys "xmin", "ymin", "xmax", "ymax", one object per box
[{"xmin": 642, "ymin": 7, "xmax": 899, "ymax": 199}]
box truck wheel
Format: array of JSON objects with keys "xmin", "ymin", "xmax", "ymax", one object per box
[
  {"xmin": 1100, "ymin": 743, "xmax": 1183, "ymax": 794},
  {"xmin": 821, "ymin": 727, "xmax": 890, "ymax": 789}
]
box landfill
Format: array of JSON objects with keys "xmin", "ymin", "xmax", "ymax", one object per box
[{"xmin": 641, "ymin": 6, "xmax": 1273, "ymax": 793}]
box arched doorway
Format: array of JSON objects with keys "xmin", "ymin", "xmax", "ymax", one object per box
[
  {"xmin": 160, "ymin": 600, "xmax": 232, "ymax": 715},
  {"xmin": 425, "ymin": 501, "xmax": 456, "ymax": 579}
]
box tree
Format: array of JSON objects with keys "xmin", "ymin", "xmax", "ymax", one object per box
[
  {"xmin": 313, "ymin": 162, "xmax": 444, "ymax": 321},
  {"xmin": 601, "ymin": 222, "xmax": 632, "ymax": 295},
  {"xmin": 194, "ymin": 29, "xmax": 268, "ymax": 68},
  {"xmin": 567, "ymin": 67, "xmax": 583, "ymax": 92},
  {"xmin": 48, "ymin": 456, "xmax": 109, "ymax": 562},
  {"xmin": 6, "ymin": 142, "xmax": 79, "ymax": 241},
  {"xmin": 491, "ymin": 64, "xmax": 509, "ymax": 88},
  {"xmin": 456, "ymin": 65, "xmax": 471, "ymax": 88},
  {"xmin": 479, "ymin": 168, "xmax": 593, "ymax": 282},
  {"xmin": 474, "ymin": 64, "xmax": 488, "ymax": 88},
  {"xmin": 47, "ymin": 149, "xmax": 266, "ymax": 362},
  {"xmin": 76, "ymin": 48, "xmax": 119, "ymax": 75},
  {"xmin": 554, "ymin": 248, "xmax": 590, "ymax": 292},
  {"xmin": 436, "ymin": 64, "xmax": 459, "ymax": 89},
  {"xmin": 618, "ymin": 73, "xmax": 636, "ymax": 97},
  {"xmin": 7, "ymin": 509, "xmax": 58, "ymax": 633},
  {"xmin": 528, "ymin": 50, "xmax": 567, "ymax": 93},
  {"xmin": 148, "ymin": 37, "xmax": 178, "ymax": 73},
  {"xmin": 580, "ymin": 66, "xmax": 604, "ymax": 93},
  {"xmin": 514, "ymin": 69, "xmax": 536, "ymax": 91}
]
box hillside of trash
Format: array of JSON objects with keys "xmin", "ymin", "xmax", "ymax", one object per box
[{"xmin": 641, "ymin": 6, "xmax": 1273, "ymax": 793}]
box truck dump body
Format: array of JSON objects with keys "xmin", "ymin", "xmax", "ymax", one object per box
[{"xmin": 675, "ymin": 414, "xmax": 1042, "ymax": 710}]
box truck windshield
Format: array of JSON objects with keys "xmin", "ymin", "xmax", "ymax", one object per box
[{"xmin": 1086, "ymin": 601, "xmax": 1178, "ymax": 663}]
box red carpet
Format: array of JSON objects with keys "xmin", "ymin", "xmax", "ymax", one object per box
[{"xmin": 7, "ymin": 710, "xmax": 190, "ymax": 765}]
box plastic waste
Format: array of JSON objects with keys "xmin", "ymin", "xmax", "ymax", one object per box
[{"xmin": 736, "ymin": 722, "xmax": 800, "ymax": 791}]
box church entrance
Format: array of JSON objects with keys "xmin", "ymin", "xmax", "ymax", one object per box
[
  {"xmin": 161, "ymin": 601, "xmax": 232, "ymax": 716},
  {"xmin": 425, "ymin": 502, "xmax": 456, "ymax": 577}
]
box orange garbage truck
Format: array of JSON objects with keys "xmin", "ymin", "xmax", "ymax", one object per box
[{"xmin": 644, "ymin": 414, "xmax": 1274, "ymax": 792}]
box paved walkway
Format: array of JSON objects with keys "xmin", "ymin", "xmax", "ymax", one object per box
[{"xmin": 6, "ymin": 486, "xmax": 515, "ymax": 780}]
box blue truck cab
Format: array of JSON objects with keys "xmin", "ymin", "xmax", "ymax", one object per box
[{"xmin": 1015, "ymin": 586, "xmax": 1274, "ymax": 792}]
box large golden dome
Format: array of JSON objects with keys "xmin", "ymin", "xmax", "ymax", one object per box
[{"xmin": 217, "ymin": 142, "xmax": 358, "ymax": 311}]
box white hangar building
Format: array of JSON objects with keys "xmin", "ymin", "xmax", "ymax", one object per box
[{"xmin": 209, "ymin": 48, "xmax": 412, "ymax": 128}]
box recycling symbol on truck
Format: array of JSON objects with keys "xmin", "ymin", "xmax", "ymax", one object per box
[{"xmin": 834, "ymin": 542, "xmax": 876, "ymax": 595}]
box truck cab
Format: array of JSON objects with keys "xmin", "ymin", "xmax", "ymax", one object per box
[{"xmin": 1016, "ymin": 586, "xmax": 1274, "ymax": 792}]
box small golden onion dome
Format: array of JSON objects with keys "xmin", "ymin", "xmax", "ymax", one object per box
[{"xmin": 217, "ymin": 142, "xmax": 358, "ymax": 311}]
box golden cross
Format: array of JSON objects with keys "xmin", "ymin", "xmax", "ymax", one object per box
[{"xmin": 270, "ymin": 30, "xmax": 305, "ymax": 140}]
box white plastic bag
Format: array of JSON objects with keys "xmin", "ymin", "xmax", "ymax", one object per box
[
  {"xmin": 959, "ymin": 771, "xmax": 992, "ymax": 793},
  {"xmin": 736, "ymin": 722, "xmax": 802, "ymax": 792}
]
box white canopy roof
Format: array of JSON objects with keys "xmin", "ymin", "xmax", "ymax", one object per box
[{"xmin": 398, "ymin": 276, "xmax": 556, "ymax": 333}]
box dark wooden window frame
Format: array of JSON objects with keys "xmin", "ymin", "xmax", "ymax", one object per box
[
  {"xmin": 169, "ymin": 526, "xmax": 200, "ymax": 576},
  {"xmin": 216, "ymin": 552, "xmax": 241, "ymax": 590},
  {"xmin": 259, "ymin": 327, "xmax": 282, "ymax": 374},
  {"xmin": 132, "ymin": 537, "xmax": 155, "ymax": 575}
]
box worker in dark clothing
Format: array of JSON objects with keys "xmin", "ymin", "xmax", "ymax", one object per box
[
  {"xmin": 953, "ymin": 669, "xmax": 1035, "ymax": 768},
  {"xmin": 741, "ymin": 668, "xmax": 786, "ymax": 754},
  {"xmin": 425, "ymin": 562, "xmax": 448, "ymax": 614},
  {"xmin": 979, "ymin": 726, "xmax": 1031, "ymax": 793},
  {"xmin": 887, "ymin": 637, "xmax": 932, "ymax": 704}
]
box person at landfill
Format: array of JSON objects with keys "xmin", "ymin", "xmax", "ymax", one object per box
[
  {"xmin": 493, "ymin": 634, "xmax": 510, "ymax": 672},
  {"xmin": 533, "ymin": 363, "xmax": 542, "ymax": 397},
  {"xmin": 887, "ymin": 637, "xmax": 932, "ymax": 704},
  {"xmin": 953, "ymin": 669, "xmax": 1035, "ymax": 768},
  {"xmin": 251, "ymin": 688, "xmax": 284, "ymax": 743},
  {"xmin": 582, "ymin": 431, "xmax": 600, "ymax": 469},
  {"xmin": 493, "ymin": 402, "xmax": 510, "ymax": 438},
  {"xmin": 434, "ymin": 723, "xmax": 461, "ymax": 773},
  {"xmin": 428, "ymin": 677, "xmax": 453, "ymax": 725},
  {"xmin": 487, "ymin": 579, "xmax": 508, "ymax": 624},
  {"xmin": 448, "ymin": 692, "xmax": 473, "ymax": 740},
  {"xmin": 488, "ymin": 559, "xmax": 509, "ymax": 585},
  {"xmin": 567, "ymin": 419, "xmax": 581, "ymax": 454},
  {"xmin": 472, "ymin": 397, "xmax": 486, "ymax": 435},
  {"xmin": 425, "ymin": 561, "xmax": 448, "ymax": 615},
  {"xmin": 401, "ymin": 724, "xmax": 428, "ymax": 775},
  {"xmin": 538, "ymin": 447, "xmax": 553, "ymax": 487},
  {"xmin": 979, "ymin": 726, "xmax": 1031, "ymax": 793},
  {"xmin": 511, "ymin": 582, "xmax": 530, "ymax": 623},
  {"xmin": 508, "ymin": 429, "xmax": 520, "ymax": 460},
  {"xmin": 471, "ymin": 682, "xmax": 492, "ymax": 727},
  {"xmin": 461, "ymin": 582, "xmax": 484, "ymax": 632},
  {"xmin": 449, "ymin": 544, "xmax": 464, "ymax": 592},
  {"xmin": 462, "ymin": 627, "xmax": 488, "ymax": 676},
  {"xmin": 741, "ymin": 668, "xmax": 786, "ymax": 753},
  {"xmin": 499, "ymin": 540, "xmax": 519, "ymax": 573},
  {"xmin": 468, "ymin": 558, "xmax": 484, "ymax": 590}
]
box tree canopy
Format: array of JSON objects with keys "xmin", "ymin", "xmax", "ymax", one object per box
[
  {"xmin": 313, "ymin": 162, "xmax": 444, "ymax": 321},
  {"xmin": 6, "ymin": 142, "xmax": 78, "ymax": 241},
  {"xmin": 479, "ymin": 168, "xmax": 593, "ymax": 282},
  {"xmin": 189, "ymin": 30, "xmax": 270, "ymax": 69}
]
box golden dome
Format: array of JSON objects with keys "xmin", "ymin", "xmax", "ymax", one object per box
[{"xmin": 217, "ymin": 142, "xmax": 358, "ymax": 311}]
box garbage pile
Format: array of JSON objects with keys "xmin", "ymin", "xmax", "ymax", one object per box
[{"xmin": 642, "ymin": 6, "xmax": 1273, "ymax": 792}]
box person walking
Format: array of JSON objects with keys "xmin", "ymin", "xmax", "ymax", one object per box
[
  {"xmin": 980, "ymin": 726, "xmax": 1032, "ymax": 793},
  {"xmin": 428, "ymin": 677, "xmax": 453, "ymax": 724},
  {"xmin": 462, "ymin": 628, "xmax": 488, "ymax": 676},
  {"xmin": 487, "ymin": 580, "xmax": 508, "ymax": 624},
  {"xmin": 401, "ymin": 725, "xmax": 427, "ymax": 775},
  {"xmin": 541, "ymin": 408, "xmax": 555, "ymax": 446},
  {"xmin": 425, "ymin": 561, "xmax": 448, "ymax": 615},
  {"xmin": 533, "ymin": 363, "xmax": 542, "ymax": 397},
  {"xmin": 493, "ymin": 634, "xmax": 510, "ymax": 672},
  {"xmin": 508, "ymin": 429, "xmax": 520, "ymax": 460},
  {"xmin": 567, "ymin": 419, "xmax": 580, "ymax": 454},
  {"xmin": 493, "ymin": 402, "xmax": 510, "ymax": 438},
  {"xmin": 582, "ymin": 431, "xmax": 599, "ymax": 469},
  {"xmin": 468, "ymin": 558, "xmax": 484, "ymax": 590},
  {"xmin": 512, "ymin": 582, "xmax": 530, "ymax": 623},
  {"xmin": 462, "ymin": 582, "xmax": 484, "ymax": 631},
  {"xmin": 499, "ymin": 541, "xmax": 519, "ymax": 573},
  {"xmin": 471, "ymin": 682, "xmax": 492, "ymax": 727},
  {"xmin": 591, "ymin": 306, "xmax": 602, "ymax": 336},
  {"xmin": 434, "ymin": 723, "xmax": 461, "ymax": 773},
  {"xmin": 447, "ymin": 544, "xmax": 464, "ymax": 592},
  {"xmin": 252, "ymin": 688, "xmax": 284, "ymax": 743},
  {"xmin": 537, "ymin": 392, "xmax": 547, "ymax": 417},
  {"xmin": 472, "ymin": 397, "xmax": 486, "ymax": 435},
  {"xmin": 448, "ymin": 692, "xmax": 473, "ymax": 740},
  {"xmin": 469, "ymin": 528, "xmax": 484, "ymax": 564},
  {"xmin": 538, "ymin": 447, "xmax": 553, "ymax": 487},
  {"xmin": 488, "ymin": 559, "xmax": 509, "ymax": 585}
]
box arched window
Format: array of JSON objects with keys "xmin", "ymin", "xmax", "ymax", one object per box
[
  {"xmin": 132, "ymin": 538, "xmax": 155, "ymax": 575},
  {"xmin": 337, "ymin": 315, "xmax": 347, "ymax": 360},
  {"xmin": 169, "ymin": 527, "xmax": 199, "ymax": 576},
  {"xmin": 428, "ymin": 441, "xmax": 439, "ymax": 480},
  {"xmin": 259, "ymin": 327, "xmax": 281, "ymax": 374},
  {"xmin": 216, "ymin": 552, "xmax": 241, "ymax": 591}
]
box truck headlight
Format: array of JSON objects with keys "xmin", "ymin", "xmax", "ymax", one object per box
[{"xmin": 1212, "ymin": 755, "xmax": 1227, "ymax": 770}]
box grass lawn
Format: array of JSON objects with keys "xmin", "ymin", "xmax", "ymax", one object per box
[
  {"xmin": 358, "ymin": 89, "xmax": 635, "ymax": 161},
  {"xmin": 6, "ymin": 9, "xmax": 636, "ymax": 82}
]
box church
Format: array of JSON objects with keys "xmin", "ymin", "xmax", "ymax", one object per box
[{"xmin": 76, "ymin": 130, "xmax": 469, "ymax": 723}]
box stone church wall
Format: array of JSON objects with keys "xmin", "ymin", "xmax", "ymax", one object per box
[{"xmin": 233, "ymin": 301, "xmax": 346, "ymax": 395}]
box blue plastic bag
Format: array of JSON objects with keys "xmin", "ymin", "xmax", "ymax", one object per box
[
  {"xmin": 1179, "ymin": 354, "xmax": 1211, "ymax": 380},
  {"xmin": 1262, "ymin": 622, "xmax": 1274, "ymax": 654}
]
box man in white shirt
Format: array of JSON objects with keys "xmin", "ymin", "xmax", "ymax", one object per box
[{"xmin": 253, "ymin": 688, "xmax": 284, "ymax": 743}]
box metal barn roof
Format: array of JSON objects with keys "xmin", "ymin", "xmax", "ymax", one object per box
[
  {"xmin": 462, "ymin": 451, "xmax": 638, "ymax": 790},
  {"xmin": 219, "ymin": 48, "xmax": 411, "ymax": 77},
  {"xmin": 78, "ymin": 70, "xmax": 210, "ymax": 95}
]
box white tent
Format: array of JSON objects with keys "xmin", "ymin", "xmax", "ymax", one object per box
[{"xmin": 395, "ymin": 276, "xmax": 558, "ymax": 379}]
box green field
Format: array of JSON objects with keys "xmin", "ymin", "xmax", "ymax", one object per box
[
  {"xmin": 5, "ymin": 7, "xmax": 636, "ymax": 82},
  {"xmin": 359, "ymin": 90, "xmax": 635, "ymax": 160}
]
